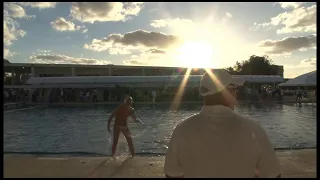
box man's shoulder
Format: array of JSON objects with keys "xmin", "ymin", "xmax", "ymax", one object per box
[
  {"xmin": 235, "ymin": 112, "xmax": 261, "ymax": 128},
  {"xmin": 174, "ymin": 113, "xmax": 201, "ymax": 130},
  {"xmin": 236, "ymin": 114, "xmax": 267, "ymax": 136},
  {"xmin": 169, "ymin": 114, "xmax": 200, "ymax": 141}
]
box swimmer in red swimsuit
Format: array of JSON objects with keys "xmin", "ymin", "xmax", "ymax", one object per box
[{"xmin": 107, "ymin": 96, "xmax": 137, "ymax": 157}]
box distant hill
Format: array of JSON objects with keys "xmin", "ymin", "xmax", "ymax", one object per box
[{"xmin": 4, "ymin": 59, "xmax": 11, "ymax": 64}]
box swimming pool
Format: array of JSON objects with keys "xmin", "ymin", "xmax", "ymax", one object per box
[{"xmin": 4, "ymin": 103, "xmax": 316, "ymax": 156}]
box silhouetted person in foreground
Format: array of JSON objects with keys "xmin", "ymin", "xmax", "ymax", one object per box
[
  {"xmin": 107, "ymin": 96, "xmax": 137, "ymax": 157},
  {"xmin": 164, "ymin": 70, "xmax": 281, "ymax": 178}
]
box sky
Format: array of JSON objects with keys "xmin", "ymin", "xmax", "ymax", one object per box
[{"xmin": 3, "ymin": 2, "xmax": 317, "ymax": 78}]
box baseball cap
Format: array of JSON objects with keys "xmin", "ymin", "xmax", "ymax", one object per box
[{"xmin": 199, "ymin": 69, "xmax": 244, "ymax": 96}]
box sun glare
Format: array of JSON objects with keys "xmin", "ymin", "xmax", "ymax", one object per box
[{"xmin": 177, "ymin": 42, "xmax": 215, "ymax": 68}]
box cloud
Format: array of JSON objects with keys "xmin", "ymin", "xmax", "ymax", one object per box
[
  {"xmin": 108, "ymin": 46, "xmax": 133, "ymax": 55},
  {"xmin": 226, "ymin": 12, "xmax": 232, "ymax": 18},
  {"xmin": 3, "ymin": 17, "xmax": 26, "ymax": 46},
  {"xmin": 148, "ymin": 8, "xmax": 157, "ymax": 13},
  {"xmin": 259, "ymin": 35, "xmax": 316, "ymax": 54},
  {"xmin": 148, "ymin": 49, "xmax": 166, "ymax": 54},
  {"xmin": 300, "ymin": 57, "xmax": 317, "ymax": 66},
  {"xmin": 17, "ymin": 2, "xmax": 58, "ymax": 9},
  {"xmin": 4, "ymin": 3, "xmax": 35, "ymax": 19},
  {"xmin": 51, "ymin": 17, "xmax": 81, "ymax": 32},
  {"xmin": 84, "ymin": 30, "xmax": 182, "ymax": 54},
  {"xmin": 107, "ymin": 30, "xmax": 181, "ymax": 48},
  {"xmin": 252, "ymin": 5, "xmax": 316, "ymax": 34},
  {"xmin": 37, "ymin": 49, "xmax": 52, "ymax": 53},
  {"xmin": 29, "ymin": 54, "xmax": 112, "ymax": 65},
  {"xmin": 123, "ymin": 49, "xmax": 175, "ymax": 66},
  {"xmin": 284, "ymin": 57, "xmax": 316, "ymax": 78},
  {"xmin": 276, "ymin": 2, "xmax": 304, "ymax": 9},
  {"xmin": 150, "ymin": 18, "xmax": 198, "ymax": 38},
  {"xmin": 4, "ymin": 48, "xmax": 18, "ymax": 59},
  {"xmin": 150, "ymin": 18, "xmax": 194, "ymax": 28},
  {"xmin": 250, "ymin": 22, "xmax": 271, "ymax": 31},
  {"xmin": 70, "ymin": 2, "xmax": 143, "ymax": 23},
  {"xmin": 123, "ymin": 56, "xmax": 145, "ymax": 65},
  {"xmin": 82, "ymin": 28, "xmax": 88, "ymax": 33},
  {"xmin": 3, "ymin": 3, "xmax": 33, "ymax": 46},
  {"xmin": 285, "ymin": 57, "xmax": 317, "ymax": 68}
]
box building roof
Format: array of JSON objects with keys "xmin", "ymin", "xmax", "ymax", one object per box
[
  {"xmin": 232, "ymin": 75, "xmax": 285, "ymax": 83},
  {"xmin": 3, "ymin": 62, "xmax": 191, "ymax": 69},
  {"xmin": 26, "ymin": 75, "xmax": 284, "ymax": 86},
  {"xmin": 279, "ymin": 71, "xmax": 316, "ymax": 87}
]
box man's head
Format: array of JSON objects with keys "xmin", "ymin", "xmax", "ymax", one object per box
[
  {"xmin": 199, "ymin": 69, "xmax": 244, "ymax": 110},
  {"xmin": 124, "ymin": 96, "xmax": 133, "ymax": 106}
]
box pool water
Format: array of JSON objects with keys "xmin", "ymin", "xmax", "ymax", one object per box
[{"xmin": 4, "ymin": 103, "xmax": 317, "ymax": 156}]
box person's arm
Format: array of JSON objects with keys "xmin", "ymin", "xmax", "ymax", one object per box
[
  {"xmin": 130, "ymin": 108, "xmax": 137, "ymax": 121},
  {"xmin": 164, "ymin": 129, "xmax": 184, "ymax": 178},
  {"xmin": 130, "ymin": 108, "xmax": 145, "ymax": 125},
  {"xmin": 255, "ymin": 126, "xmax": 281, "ymax": 178},
  {"xmin": 107, "ymin": 106, "xmax": 119, "ymax": 132}
]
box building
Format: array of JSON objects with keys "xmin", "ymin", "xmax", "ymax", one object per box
[
  {"xmin": 4, "ymin": 63, "xmax": 285, "ymax": 103},
  {"xmin": 3, "ymin": 63, "xmax": 285, "ymax": 85},
  {"xmin": 4, "ymin": 63, "xmax": 207, "ymax": 86}
]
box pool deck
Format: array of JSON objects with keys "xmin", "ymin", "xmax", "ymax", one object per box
[
  {"xmin": 28, "ymin": 99, "xmax": 317, "ymax": 106},
  {"xmin": 4, "ymin": 149, "xmax": 316, "ymax": 178}
]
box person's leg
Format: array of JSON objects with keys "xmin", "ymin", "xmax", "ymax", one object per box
[
  {"xmin": 111, "ymin": 126, "xmax": 120, "ymax": 157},
  {"xmin": 298, "ymin": 95, "xmax": 302, "ymax": 106},
  {"xmin": 122, "ymin": 127, "xmax": 135, "ymax": 156}
]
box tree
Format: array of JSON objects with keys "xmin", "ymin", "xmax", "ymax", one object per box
[
  {"xmin": 226, "ymin": 55, "xmax": 276, "ymax": 75},
  {"xmin": 4, "ymin": 59, "xmax": 11, "ymax": 64},
  {"xmin": 225, "ymin": 67, "xmax": 238, "ymax": 75}
]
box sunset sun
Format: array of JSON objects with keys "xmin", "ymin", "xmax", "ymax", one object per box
[{"xmin": 177, "ymin": 42, "xmax": 215, "ymax": 68}]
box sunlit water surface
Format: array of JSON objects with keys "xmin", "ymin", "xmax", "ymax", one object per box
[{"xmin": 4, "ymin": 103, "xmax": 316, "ymax": 156}]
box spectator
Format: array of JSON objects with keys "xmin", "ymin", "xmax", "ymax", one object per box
[
  {"xmin": 164, "ymin": 70, "xmax": 281, "ymax": 178},
  {"xmin": 4, "ymin": 90, "xmax": 9, "ymax": 102},
  {"xmin": 279, "ymin": 88, "xmax": 284, "ymax": 101},
  {"xmin": 11, "ymin": 89, "xmax": 16, "ymax": 102},
  {"xmin": 296, "ymin": 87, "xmax": 302, "ymax": 103},
  {"xmin": 85, "ymin": 91, "xmax": 90, "ymax": 102},
  {"xmin": 92, "ymin": 88, "xmax": 98, "ymax": 103},
  {"xmin": 60, "ymin": 88, "xmax": 65, "ymax": 103}
]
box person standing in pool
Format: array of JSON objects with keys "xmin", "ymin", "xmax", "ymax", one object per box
[{"xmin": 107, "ymin": 96, "xmax": 137, "ymax": 157}]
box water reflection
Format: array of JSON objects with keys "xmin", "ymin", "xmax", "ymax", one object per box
[{"xmin": 4, "ymin": 103, "xmax": 316, "ymax": 155}]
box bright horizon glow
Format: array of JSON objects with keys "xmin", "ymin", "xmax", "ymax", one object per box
[
  {"xmin": 177, "ymin": 41, "xmax": 216, "ymax": 68},
  {"xmin": 166, "ymin": 17, "xmax": 239, "ymax": 69}
]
